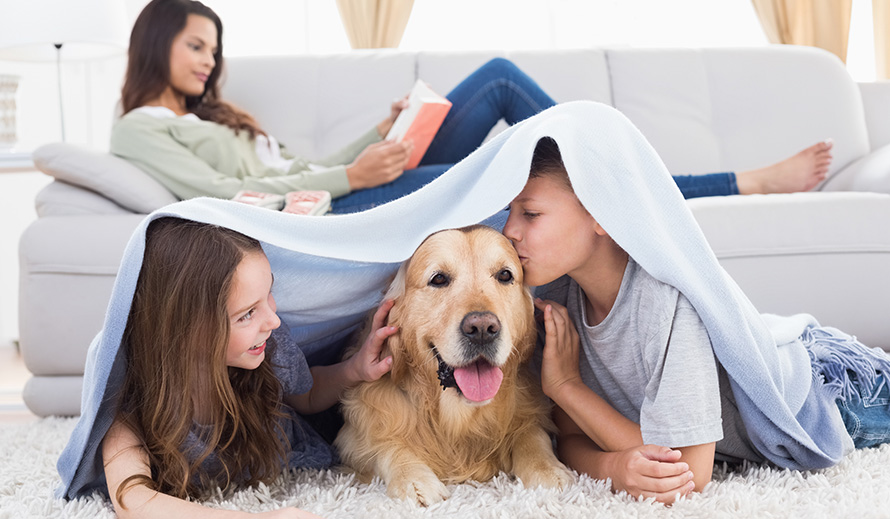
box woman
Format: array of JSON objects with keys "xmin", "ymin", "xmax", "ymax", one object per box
[{"xmin": 113, "ymin": 0, "xmax": 834, "ymax": 214}]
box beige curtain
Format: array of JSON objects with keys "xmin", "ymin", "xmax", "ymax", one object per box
[
  {"xmin": 875, "ymin": 0, "xmax": 890, "ymax": 78},
  {"xmin": 751, "ymin": 0, "xmax": 853, "ymax": 63},
  {"xmin": 335, "ymin": 0, "xmax": 415, "ymax": 49}
]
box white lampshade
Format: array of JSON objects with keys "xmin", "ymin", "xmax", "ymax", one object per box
[{"xmin": 0, "ymin": 0, "xmax": 129, "ymax": 61}]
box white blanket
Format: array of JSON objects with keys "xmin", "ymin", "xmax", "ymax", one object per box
[{"xmin": 57, "ymin": 101, "xmax": 849, "ymax": 499}]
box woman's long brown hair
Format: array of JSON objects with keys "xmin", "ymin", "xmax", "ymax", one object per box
[
  {"xmin": 121, "ymin": 0, "xmax": 265, "ymax": 139},
  {"xmin": 114, "ymin": 217, "xmax": 286, "ymax": 504}
]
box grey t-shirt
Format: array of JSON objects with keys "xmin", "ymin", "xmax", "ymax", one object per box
[{"xmin": 536, "ymin": 259, "xmax": 764, "ymax": 464}]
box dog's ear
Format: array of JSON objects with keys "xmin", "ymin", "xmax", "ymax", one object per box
[
  {"xmin": 383, "ymin": 261, "xmax": 408, "ymax": 302},
  {"xmin": 514, "ymin": 287, "xmax": 539, "ymax": 363}
]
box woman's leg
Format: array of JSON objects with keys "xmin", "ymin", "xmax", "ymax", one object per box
[
  {"xmin": 331, "ymin": 166, "xmax": 738, "ymax": 214},
  {"xmin": 673, "ymin": 173, "xmax": 739, "ymax": 199},
  {"xmin": 330, "ymin": 164, "xmax": 452, "ymax": 214},
  {"xmin": 420, "ymin": 58, "xmax": 556, "ymax": 165}
]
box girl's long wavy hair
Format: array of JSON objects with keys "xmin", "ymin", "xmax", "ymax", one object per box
[
  {"xmin": 114, "ymin": 217, "xmax": 286, "ymax": 504},
  {"xmin": 121, "ymin": 0, "xmax": 265, "ymax": 139}
]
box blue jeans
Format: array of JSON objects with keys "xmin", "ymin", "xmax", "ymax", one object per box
[
  {"xmin": 836, "ymin": 371, "xmax": 890, "ymax": 449},
  {"xmin": 330, "ymin": 58, "xmax": 739, "ymax": 214}
]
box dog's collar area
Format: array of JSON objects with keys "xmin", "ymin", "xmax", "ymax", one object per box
[{"xmin": 431, "ymin": 345, "xmax": 459, "ymax": 393}]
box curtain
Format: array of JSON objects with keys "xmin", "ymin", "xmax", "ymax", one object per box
[
  {"xmin": 875, "ymin": 0, "xmax": 890, "ymax": 78},
  {"xmin": 335, "ymin": 0, "xmax": 415, "ymax": 49},
  {"xmin": 751, "ymin": 0, "xmax": 853, "ymax": 63}
]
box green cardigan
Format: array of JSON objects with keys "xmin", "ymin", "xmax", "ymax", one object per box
[{"xmin": 110, "ymin": 111, "xmax": 381, "ymax": 200}]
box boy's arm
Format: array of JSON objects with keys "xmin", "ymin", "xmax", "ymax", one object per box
[
  {"xmin": 535, "ymin": 298, "xmax": 641, "ymax": 451},
  {"xmin": 102, "ymin": 421, "xmax": 317, "ymax": 519},
  {"xmin": 537, "ymin": 297, "xmax": 711, "ymax": 498},
  {"xmin": 676, "ymin": 443, "xmax": 716, "ymax": 492},
  {"xmin": 549, "ymin": 376, "xmax": 643, "ymax": 452},
  {"xmin": 286, "ymin": 301, "xmax": 396, "ymax": 415},
  {"xmin": 553, "ymin": 406, "xmax": 695, "ymax": 503}
]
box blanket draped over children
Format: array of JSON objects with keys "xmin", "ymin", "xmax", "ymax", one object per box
[{"xmin": 58, "ymin": 101, "xmax": 853, "ymax": 499}]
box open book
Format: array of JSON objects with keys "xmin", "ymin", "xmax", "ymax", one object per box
[{"xmin": 385, "ymin": 79, "xmax": 452, "ymax": 169}]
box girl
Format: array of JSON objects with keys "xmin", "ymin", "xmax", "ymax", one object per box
[
  {"xmin": 114, "ymin": 0, "xmax": 833, "ymax": 214},
  {"xmin": 503, "ymin": 134, "xmax": 890, "ymax": 504},
  {"xmin": 99, "ymin": 217, "xmax": 396, "ymax": 518}
]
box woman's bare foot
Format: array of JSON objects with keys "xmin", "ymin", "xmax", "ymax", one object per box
[{"xmin": 736, "ymin": 140, "xmax": 833, "ymax": 195}]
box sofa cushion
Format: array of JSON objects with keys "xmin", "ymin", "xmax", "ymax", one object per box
[
  {"xmin": 225, "ymin": 52, "xmax": 417, "ymax": 159},
  {"xmin": 32, "ymin": 142, "xmax": 179, "ymax": 214},
  {"xmin": 607, "ymin": 46, "xmax": 869, "ymax": 179}
]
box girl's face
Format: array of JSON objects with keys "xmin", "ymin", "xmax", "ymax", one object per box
[
  {"xmin": 503, "ymin": 175, "xmax": 600, "ymax": 287},
  {"xmin": 226, "ymin": 251, "xmax": 281, "ymax": 370},
  {"xmin": 168, "ymin": 14, "xmax": 217, "ymax": 98}
]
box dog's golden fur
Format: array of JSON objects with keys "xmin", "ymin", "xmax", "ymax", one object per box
[{"xmin": 335, "ymin": 225, "xmax": 571, "ymax": 505}]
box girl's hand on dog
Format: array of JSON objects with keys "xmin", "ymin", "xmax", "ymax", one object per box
[
  {"xmin": 348, "ymin": 299, "xmax": 398, "ymax": 383},
  {"xmin": 535, "ymin": 297, "xmax": 584, "ymax": 402}
]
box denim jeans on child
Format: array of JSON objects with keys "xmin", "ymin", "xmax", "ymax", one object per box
[
  {"xmin": 836, "ymin": 371, "xmax": 890, "ymax": 449},
  {"xmin": 330, "ymin": 58, "xmax": 738, "ymax": 214}
]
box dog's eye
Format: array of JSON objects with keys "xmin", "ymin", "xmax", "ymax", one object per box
[
  {"xmin": 496, "ymin": 269, "xmax": 514, "ymax": 284},
  {"xmin": 429, "ymin": 272, "xmax": 450, "ymax": 287}
]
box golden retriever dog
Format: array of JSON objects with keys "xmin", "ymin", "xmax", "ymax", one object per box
[{"xmin": 335, "ymin": 225, "xmax": 572, "ymax": 505}]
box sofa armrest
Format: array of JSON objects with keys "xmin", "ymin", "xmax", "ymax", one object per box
[
  {"xmin": 35, "ymin": 180, "xmax": 137, "ymax": 217},
  {"xmin": 688, "ymin": 191, "xmax": 890, "ymax": 349},
  {"xmin": 819, "ymin": 141, "xmax": 890, "ymax": 193},
  {"xmin": 33, "ymin": 142, "xmax": 178, "ymax": 214},
  {"xmin": 859, "ymin": 81, "xmax": 890, "ymax": 151},
  {"xmin": 18, "ymin": 214, "xmax": 146, "ymax": 378}
]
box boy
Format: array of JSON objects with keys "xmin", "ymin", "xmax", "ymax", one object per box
[{"xmin": 503, "ymin": 135, "xmax": 887, "ymax": 504}]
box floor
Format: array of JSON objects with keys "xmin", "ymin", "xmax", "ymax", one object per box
[{"xmin": 0, "ymin": 339, "xmax": 39, "ymax": 425}]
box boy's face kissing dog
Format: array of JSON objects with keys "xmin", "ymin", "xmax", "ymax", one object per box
[{"xmin": 335, "ymin": 225, "xmax": 572, "ymax": 505}]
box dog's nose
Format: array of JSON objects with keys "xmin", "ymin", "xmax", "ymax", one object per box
[{"xmin": 461, "ymin": 311, "xmax": 501, "ymax": 344}]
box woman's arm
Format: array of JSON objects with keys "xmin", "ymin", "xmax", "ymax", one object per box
[
  {"xmin": 111, "ymin": 115, "xmax": 353, "ymax": 199},
  {"xmin": 285, "ymin": 300, "xmax": 397, "ymax": 415},
  {"xmin": 102, "ymin": 421, "xmax": 319, "ymax": 519},
  {"xmin": 317, "ymin": 97, "xmax": 415, "ymax": 190}
]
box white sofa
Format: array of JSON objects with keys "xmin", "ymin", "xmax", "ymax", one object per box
[{"xmin": 20, "ymin": 46, "xmax": 890, "ymax": 416}]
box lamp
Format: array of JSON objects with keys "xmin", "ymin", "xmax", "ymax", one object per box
[{"xmin": 0, "ymin": 0, "xmax": 129, "ymax": 142}]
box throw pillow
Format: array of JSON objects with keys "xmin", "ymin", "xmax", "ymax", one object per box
[{"xmin": 32, "ymin": 142, "xmax": 179, "ymax": 214}]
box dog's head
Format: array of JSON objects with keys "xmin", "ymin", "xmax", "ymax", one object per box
[{"xmin": 384, "ymin": 225, "xmax": 535, "ymax": 405}]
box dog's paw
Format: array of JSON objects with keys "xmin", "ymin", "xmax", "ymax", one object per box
[
  {"xmin": 387, "ymin": 468, "xmax": 450, "ymax": 506},
  {"xmin": 517, "ymin": 461, "xmax": 574, "ymax": 490}
]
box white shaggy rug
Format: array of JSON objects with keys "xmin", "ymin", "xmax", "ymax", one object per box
[{"xmin": 3, "ymin": 417, "xmax": 890, "ymax": 518}]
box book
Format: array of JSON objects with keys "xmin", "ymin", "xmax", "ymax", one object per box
[
  {"xmin": 232, "ymin": 189, "xmax": 331, "ymax": 215},
  {"xmin": 385, "ymin": 79, "xmax": 452, "ymax": 169},
  {"xmin": 282, "ymin": 190, "xmax": 332, "ymax": 216},
  {"xmin": 232, "ymin": 190, "xmax": 284, "ymax": 209}
]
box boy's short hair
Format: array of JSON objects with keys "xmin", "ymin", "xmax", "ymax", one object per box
[{"xmin": 529, "ymin": 137, "xmax": 573, "ymax": 190}]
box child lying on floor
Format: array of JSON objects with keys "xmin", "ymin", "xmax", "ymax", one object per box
[{"xmin": 503, "ymin": 134, "xmax": 890, "ymax": 503}]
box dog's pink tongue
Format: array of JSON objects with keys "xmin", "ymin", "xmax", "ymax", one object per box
[{"xmin": 454, "ymin": 360, "xmax": 503, "ymax": 402}]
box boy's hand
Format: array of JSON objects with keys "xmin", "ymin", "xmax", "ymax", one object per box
[
  {"xmin": 607, "ymin": 445, "xmax": 695, "ymax": 504},
  {"xmin": 535, "ymin": 297, "xmax": 584, "ymax": 401},
  {"xmin": 348, "ymin": 299, "xmax": 397, "ymax": 383}
]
